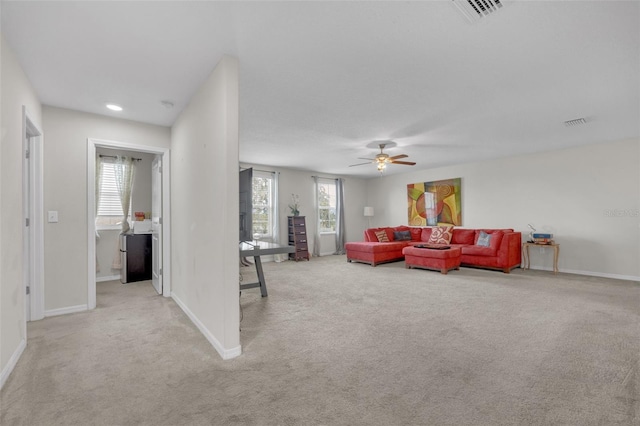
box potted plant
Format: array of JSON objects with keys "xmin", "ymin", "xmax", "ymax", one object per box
[{"xmin": 289, "ymin": 194, "xmax": 300, "ymax": 216}]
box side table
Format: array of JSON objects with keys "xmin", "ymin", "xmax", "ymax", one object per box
[{"xmin": 522, "ymin": 242, "xmax": 559, "ymax": 274}]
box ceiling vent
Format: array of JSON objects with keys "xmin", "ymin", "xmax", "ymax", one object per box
[
  {"xmin": 452, "ymin": 0, "xmax": 505, "ymax": 23},
  {"xmin": 564, "ymin": 118, "xmax": 587, "ymax": 127}
]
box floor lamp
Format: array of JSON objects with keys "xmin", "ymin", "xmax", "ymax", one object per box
[{"xmin": 364, "ymin": 206, "xmax": 374, "ymax": 229}]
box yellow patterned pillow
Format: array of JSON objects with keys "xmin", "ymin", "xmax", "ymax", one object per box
[
  {"xmin": 375, "ymin": 230, "xmax": 390, "ymax": 242},
  {"xmin": 428, "ymin": 226, "xmax": 454, "ymax": 245}
]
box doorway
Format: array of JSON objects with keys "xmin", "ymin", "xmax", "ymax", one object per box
[{"xmin": 87, "ymin": 139, "xmax": 171, "ymax": 310}]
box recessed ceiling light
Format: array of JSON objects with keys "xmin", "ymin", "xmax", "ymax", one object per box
[{"xmin": 106, "ymin": 104, "xmax": 123, "ymax": 112}]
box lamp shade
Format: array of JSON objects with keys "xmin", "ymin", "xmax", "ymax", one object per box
[{"xmin": 364, "ymin": 206, "xmax": 374, "ymax": 217}]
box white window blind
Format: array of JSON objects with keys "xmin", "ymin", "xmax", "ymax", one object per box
[
  {"xmin": 98, "ymin": 163, "xmax": 123, "ymax": 216},
  {"xmin": 97, "ymin": 161, "xmax": 131, "ymax": 227}
]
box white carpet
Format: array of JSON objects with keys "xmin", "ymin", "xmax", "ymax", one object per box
[{"xmin": 2, "ymin": 256, "xmax": 638, "ymax": 425}]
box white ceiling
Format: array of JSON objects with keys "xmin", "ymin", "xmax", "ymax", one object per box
[{"xmin": 2, "ymin": 1, "xmax": 639, "ymax": 178}]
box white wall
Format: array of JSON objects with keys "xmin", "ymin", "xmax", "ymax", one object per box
[
  {"xmin": 0, "ymin": 35, "xmax": 42, "ymax": 387},
  {"xmin": 170, "ymin": 55, "xmax": 241, "ymax": 359},
  {"xmin": 95, "ymin": 148, "xmax": 155, "ymax": 281},
  {"xmin": 365, "ymin": 138, "xmax": 640, "ymax": 280},
  {"xmin": 42, "ymin": 107, "xmax": 170, "ymax": 313},
  {"xmin": 240, "ymin": 164, "xmax": 368, "ymax": 255}
]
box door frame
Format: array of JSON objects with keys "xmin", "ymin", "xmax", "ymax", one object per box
[
  {"xmin": 151, "ymin": 155, "xmax": 163, "ymax": 295},
  {"xmin": 22, "ymin": 106, "xmax": 45, "ymax": 322},
  {"xmin": 87, "ymin": 138, "xmax": 171, "ymax": 309}
]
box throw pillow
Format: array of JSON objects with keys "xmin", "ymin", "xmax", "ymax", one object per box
[
  {"xmin": 428, "ymin": 226, "xmax": 454, "ymax": 245},
  {"xmin": 393, "ymin": 230, "xmax": 411, "ymax": 241},
  {"xmin": 375, "ymin": 230, "xmax": 390, "ymax": 242},
  {"xmin": 476, "ymin": 231, "xmax": 491, "ymax": 247}
]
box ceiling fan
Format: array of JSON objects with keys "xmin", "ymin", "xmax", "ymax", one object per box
[{"xmin": 349, "ymin": 143, "xmax": 416, "ymax": 172}]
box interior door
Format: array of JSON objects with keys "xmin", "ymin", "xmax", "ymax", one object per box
[
  {"xmin": 151, "ymin": 155, "xmax": 162, "ymax": 295},
  {"xmin": 23, "ymin": 134, "xmax": 31, "ymax": 319}
]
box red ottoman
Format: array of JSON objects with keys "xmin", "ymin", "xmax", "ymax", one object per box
[{"xmin": 403, "ymin": 246, "xmax": 461, "ymax": 274}]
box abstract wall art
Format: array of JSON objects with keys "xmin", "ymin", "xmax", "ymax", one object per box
[{"xmin": 407, "ymin": 178, "xmax": 462, "ymax": 226}]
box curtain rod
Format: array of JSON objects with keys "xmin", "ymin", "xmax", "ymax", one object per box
[
  {"xmin": 99, "ymin": 154, "xmax": 142, "ymax": 161},
  {"xmin": 311, "ymin": 175, "xmax": 342, "ymax": 181},
  {"xmin": 240, "ymin": 167, "xmax": 279, "ymax": 174}
]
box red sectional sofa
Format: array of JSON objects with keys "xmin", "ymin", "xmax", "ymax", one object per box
[{"xmin": 345, "ymin": 226, "xmax": 522, "ymax": 273}]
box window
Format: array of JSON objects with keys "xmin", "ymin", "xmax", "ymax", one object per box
[
  {"xmin": 96, "ymin": 161, "xmax": 132, "ymax": 228},
  {"xmin": 317, "ymin": 179, "xmax": 337, "ymax": 233},
  {"xmin": 252, "ymin": 171, "xmax": 275, "ymax": 238}
]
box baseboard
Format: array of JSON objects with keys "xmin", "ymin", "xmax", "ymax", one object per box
[
  {"xmin": 171, "ymin": 292, "xmax": 242, "ymax": 360},
  {"xmin": 45, "ymin": 304, "xmax": 88, "ymax": 317},
  {"xmin": 96, "ymin": 275, "xmax": 120, "ymax": 282},
  {"xmin": 527, "ymin": 266, "xmax": 639, "ymax": 282},
  {"xmin": 558, "ymin": 268, "xmax": 639, "ymax": 282},
  {"xmin": 0, "ymin": 338, "xmax": 26, "ymax": 390}
]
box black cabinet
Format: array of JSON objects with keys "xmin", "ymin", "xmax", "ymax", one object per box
[
  {"xmin": 120, "ymin": 233, "xmax": 152, "ymax": 283},
  {"xmin": 288, "ymin": 216, "xmax": 310, "ymax": 261}
]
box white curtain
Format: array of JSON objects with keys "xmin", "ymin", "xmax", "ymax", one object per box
[
  {"xmin": 114, "ymin": 156, "xmax": 136, "ymax": 233},
  {"xmin": 272, "ymin": 171, "xmax": 287, "ymax": 262},
  {"xmin": 334, "ymin": 178, "xmax": 346, "ymax": 255},
  {"xmin": 111, "ymin": 156, "xmax": 136, "ymax": 269},
  {"xmin": 312, "ymin": 176, "xmax": 321, "ymax": 257}
]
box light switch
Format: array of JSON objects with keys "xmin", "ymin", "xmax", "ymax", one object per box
[{"xmin": 48, "ymin": 211, "xmax": 58, "ymax": 223}]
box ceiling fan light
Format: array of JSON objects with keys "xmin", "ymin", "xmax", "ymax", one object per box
[{"xmin": 350, "ymin": 142, "xmax": 414, "ymax": 172}]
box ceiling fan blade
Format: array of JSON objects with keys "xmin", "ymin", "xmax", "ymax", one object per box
[
  {"xmin": 389, "ymin": 154, "xmax": 408, "ymax": 160},
  {"xmin": 351, "ymin": 141, "xmax": 416, "ymax": 169}
]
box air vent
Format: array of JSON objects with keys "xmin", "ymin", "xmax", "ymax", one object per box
[
  {"xmin": 452, "ymin": 0, "xmax": 505, "ymax": 23},
  {"xmin": 564, "ymin": 118, "xmax": 587, "ymax": 127}
]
